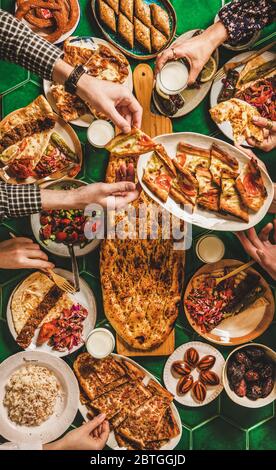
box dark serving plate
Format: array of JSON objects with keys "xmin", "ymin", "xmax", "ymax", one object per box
[{"xmin": 91, "ymin": 0, "xmax": 177, "ymax": 60}]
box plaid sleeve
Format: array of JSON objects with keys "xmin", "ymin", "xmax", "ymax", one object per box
[
  {"xmin": 219, "ymin": 0, "xmax": 276, "ymax": 45},
  {"xmin": 0, "ymin": 9, "xmax": 62, "ymax": 81},
  {"xmin": 0, "ymin": 183, "xmax": 42, "ymax": 220}
]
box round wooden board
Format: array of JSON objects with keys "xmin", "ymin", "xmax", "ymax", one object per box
[
  {"xmin": 183, "ymin": 259, "xmax": 275, "ymax": 346},
  {"xmin": 0, "ymin": 111, "xmax": 83, "ymax": 185}
]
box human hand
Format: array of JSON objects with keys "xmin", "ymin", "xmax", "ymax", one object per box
[
  {"xmin": 236, "ymin": 222, "xmax": 276, "ymax": 280},
  {"xmin": 77, "ymin": 75, "xmax": 142, "ymax": 133},
  {"xmin": 0, "ymin": 238, "xmax": 54, "ymax": 270},
  {"xmin": 155, "ymin": 22, "xmax": 228, "ymax": 84},
  {"xmin": 76, "ymin": 180, "xmax": 140, "ymax": 210},
  {"xmin": 247, "ymin": 116, "xmax": 276, "ymax": 152},
  {"xmin": 44, "ymin": 414, "xmax": 109, "ymax": 451}
]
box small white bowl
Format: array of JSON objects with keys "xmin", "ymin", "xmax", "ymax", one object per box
[
  {"xmin": 195, "ymin": 235, "xmax": 225, "ymax": 264},
  {"xmin": 86, "ymin": 328, "xmax": 115, "ymax": 359},
  {"xmin": 223, "ymin": 343, "xmax": 276, "ymax": 408},
  {"xmin": 87, "ymin": 120, "xmax": 115, "ymax": 148}
]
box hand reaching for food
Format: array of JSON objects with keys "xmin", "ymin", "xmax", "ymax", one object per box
[
  {"xmin": 0, "ymin": 238, "xmax": 54, "ymax": 270},
  {"xmin": 41, "ymin": 180, "xmax": 139, "ymax": 212},
  {"xmin": 44, "ymin": 414, "xmax": 109, "ymax": 450},
  {"xmin": 236, "ymin": 223, "xmax": 276, "ymax": 280},
  {"xmin": 247, "ymin": 117, "xmax": 276, "ymax": 152},
  {"xmin": 154, "ymin": 22, "xmax": 228, "ymax": 84}
]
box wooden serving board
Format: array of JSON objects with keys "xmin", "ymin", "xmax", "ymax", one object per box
[
  {"xmin": 116, "ymin": 66, "xmax": 175, "ymax": 356},
  {"xmin": 133, "ymin": 63, "xmax": 173, "ymax": 137}
]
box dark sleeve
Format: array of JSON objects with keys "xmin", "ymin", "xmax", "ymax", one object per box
[
  {"xmin": 0, "ymin": 9, "xmax": 62, "ymax": 81},
  {"xmin": 0, "ymin": 183, "xmax": 42, "ymax": 220},
  {"xmin": 219, "ymin": 0, "xmax": 276, "ymax": 45}
]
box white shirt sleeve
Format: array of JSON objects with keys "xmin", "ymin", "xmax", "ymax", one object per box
[{"xmin": 0, "ymin": 441, "xmax": 43, "ymax": 450}]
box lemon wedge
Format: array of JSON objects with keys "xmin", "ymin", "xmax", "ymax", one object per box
[{"xmin": 200, "ymin": 56, "xmax": 217, "ymax": 83}]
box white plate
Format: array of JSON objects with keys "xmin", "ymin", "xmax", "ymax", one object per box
[
  {"xmin": 6, "ymin": 269, "xmax": 97, "ymax": 357},
  {"xmin": 163, "ymin": 341, "xmax": 225, "ymax": 407},
  {"xmin": 223, "ymin": 343, "xmax": 276, "ymax": 408},
  {"xmin": 153, "ymin": 30, "xmax": 219, "ymax": 118},
  {"xmin": 0, "ymin": 351, "xmax": 79, "ymax": 444},
  {"xmin": 15, "ymin": 0, "xmax": 80, "ymax": 45},
  {"xmin": 137, "ymin": 132, "xmax": 273, "ymax": 231},
  {"xmin": 210, "ymin": 51, "xmax": 276, "ymax": 145},
  {"xmin": 78, "ymin": 353, "xmax": 182, "ymax": 450},
  {"xmin": 0, "ymin": 113, "xmax": 83, "ymax": 185},
  {"xmin": 44, "ymin": 36, "xmax": 133, "ymax": 127},
  {"xmin": 31, "ymin": 178, "xmax": 101, "ymax": 257}
]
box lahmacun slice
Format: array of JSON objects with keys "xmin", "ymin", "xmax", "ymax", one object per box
[
  {"xmin": 209, "ymin": 144, "xmax": 239, "ymax": 186},
  {"xmin": 196, "ymin": 167, "xmax": 220, "ymax": 212},
  {"xmin": 151, "ymin": 25, "xmax": 167, "ymax": 52},
  {"xmin": 220, "ymin": 176, "xmax": 249, "ymax": 222},
  {"xmin": 134, "ymin": 0, "xmax": 151, "ymax": 27},
  {"xmin": 142, "ymin": 151, "xmax": 173, "ymax": 202},
  {"xmin": 105, "ymin": 128, "xmax": 156, "ymax": 156},
  {"xmin": 150, "ymin": 3, "xmax": 170, "ymax": 38},
  {"xmin": 174, "ymin": 141, "xmax": 210, "ymax": 175},
  {"xmin": 170, "ymin": 167, "xmax": 198, "ymax": 206},
  {"xmin": 99, "ymin": 0, "xmax": 117, "ymax": 32},
  {"xmin": 120, "ymin": 0, "xmax": 134, "ymax": 22},
  {"xmin": 134, "ymin": 17, "xmax": 151, "ymax": 53},
  {"xmin": 118, "ymin": 13, "xmax": 134, "ymax": 48},
  {"xmin": 235, "ymin": 157, "xmax": 267, "ymax": 212}
]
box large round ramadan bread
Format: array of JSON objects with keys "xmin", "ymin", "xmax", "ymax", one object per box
[{"xmin": 100, "ymin": 239, "xmax": 184, "ymax": 350}]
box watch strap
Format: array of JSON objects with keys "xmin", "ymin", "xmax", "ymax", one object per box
[{"xmin": 64, "ymin": 65, "xmax": 87, "ymax": 94}]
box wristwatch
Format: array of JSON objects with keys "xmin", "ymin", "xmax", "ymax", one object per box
[{"xmin": 64, "ymin": 64, "xmax": 89, "ymax": 94}]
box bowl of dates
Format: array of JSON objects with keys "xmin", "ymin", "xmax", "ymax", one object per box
[{"xmin": 223, "ymin": 343, "xmax": 276, "ymax": 407}]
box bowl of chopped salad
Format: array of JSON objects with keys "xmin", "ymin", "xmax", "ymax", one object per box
[{"xmin": 31, "ymin": 179, "xmax": 101, "ymax": 257}]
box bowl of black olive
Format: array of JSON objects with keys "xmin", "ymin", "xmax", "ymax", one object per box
[{"xmin": 223, "ymin": 344, "xmax": 276, "ymax": 408}]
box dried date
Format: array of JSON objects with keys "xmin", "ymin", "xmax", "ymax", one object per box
[{"xmin": 184, "ymin": 347, "xmax": 199, "ymax": 368}]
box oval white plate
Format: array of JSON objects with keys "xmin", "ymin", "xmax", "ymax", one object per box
[
  {"xmin": 164, "ymin": 341, "xmax": 225, "ymax": 407},
  {"xmin": 31, "ymin": 178, "xmax": 101, "ymax": 257},
  {"xmin": 44, "ymin": 36, "xmax": 133, "ymax": 127},
  {"xmin": 78, "ymin": 353, "xmax": 182, "ymax": 450},
  {"xmin": 0, "ymin": 351, "xmax": 79, "ymax": 444},
  {"xmin": 223, "ymin": 343, "xmax": 276, "ymax": 408},
  {"xmin": 7, "ymin": 269, "xmax": 97, "ymax": 357},
  {"xmin": 210, "ymin": 51, "xmax": 276, "ymax": 145},
  {"xmin": 15, "ymin": 0, "xmax": 80, "ymax": 45},
  {"xmin": 153, "ymin": 29, "xmax": 219, "ymax": 118},
  {"xmin": 137, "ymin": 132, "xmax": 273, "ymax": 231}
]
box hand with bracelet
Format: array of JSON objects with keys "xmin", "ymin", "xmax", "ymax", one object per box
[{"xmin": 53, "ymin": 58, "xmax": 142, "ymax": 134}]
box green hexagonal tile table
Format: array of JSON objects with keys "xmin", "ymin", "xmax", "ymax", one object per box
[{"xmin": 0, "ymin": 0, "xmax": 276, "ymax": 451}]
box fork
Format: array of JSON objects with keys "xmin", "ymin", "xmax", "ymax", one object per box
[
  {"xmin": 214, "ymin": 260, "xmax": 255, "ymax": 286},
  {"xmin": 9, "ymin": 232, "xmax": 76, "ymax": 294},
  {"xmin": 214, "ymin": 40, "xmax": 276, "ymax": 82}
]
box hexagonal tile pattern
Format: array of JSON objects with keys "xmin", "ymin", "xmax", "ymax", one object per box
[
  {"xmin": 0, "ymin": 0, "xmax": 276, "ymax": 451},
  {"xmin": 249, "ymin": 418, "xmax": 276, "ymax": 450},
  {"xmin": 192, "ymin": 417, "xmax": 247, "ymax": 450}
]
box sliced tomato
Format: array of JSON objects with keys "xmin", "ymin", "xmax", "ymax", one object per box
[
  {"xmin": 179, "ymin": 181, "xmax": 196, "ymax": 196},
  {"xmin": 176, "ymin": 152, "xmax": 186, "ymax": 167},
  {"xmin": 155, "ymin": 174, "xmax": 171, "ymax": 191},
  {"xmin": 243, "ymin": 173, "xmax": 259, "ymax": 195},
  {"xmin": 138, "ymin": 134, "xmax": 154, "ymax": 147},
  {"xmin": 37, "ymin": 322, "xmax": 58, "ymax": 346}
]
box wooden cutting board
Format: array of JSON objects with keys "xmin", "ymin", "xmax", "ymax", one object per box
[
  {"xmin": 116, "ymin": 65, "xmax": 175, "ymax": 356},
  {"xmin": 133, "ymin": 63, "xmax": 172, "ymax": 137}
]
